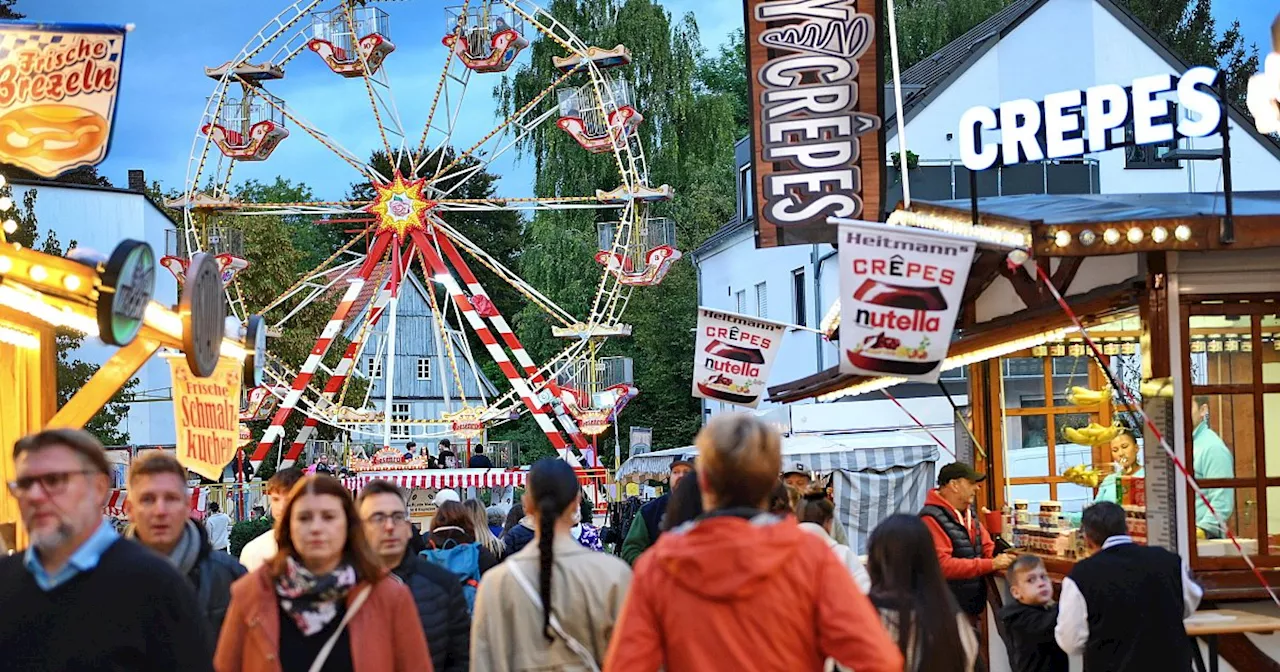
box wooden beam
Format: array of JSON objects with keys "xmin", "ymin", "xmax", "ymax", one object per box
[{"xmin": 46, "ymin": 337, "xmax": 160, "ymax": 430}]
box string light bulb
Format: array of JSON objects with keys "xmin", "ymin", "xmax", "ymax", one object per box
[
  {"xmin": 1054, "ymin": 230, "xmax": 1071, "ymax": 247},
  {"xmin": 1078, "ymin": 230, "xmax": 1097, "ymax": 246},
  {"xmin": 1127, "ymin": 228, "xmax": 1144, "ymax": 244},
  {"xmin": 1103, "ymin": 229, "xmax": 1121, "ymax": 245},
  {"xmin": 28, "ymin": 265, "xmax": 47, "ymax": 282},
  {"xmin": 0, "ymin": 256, "xmax": 11, "ymax": 273},
  {"xmin": 1151, "ymin": 226, "xmax": 1168, "ymax": 243},
  {"xmin": 1175, "ymin": 225, "xmax": 1192, "ymax": 242},
  {"xmin": 62, "ymin": 275, "xmax": 81, "ymax": 291},
  {"xmin": 1, "ymin": 219, "xmax": 14, "ymax": 235},
  {"xmin": 0, "ymin": 197, "xmax": 12, "ymax": 211}
]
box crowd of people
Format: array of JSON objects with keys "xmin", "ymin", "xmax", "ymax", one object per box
[{"xmin": 0, "ymin": 417, "xmax": 1204, "ymax": 671}]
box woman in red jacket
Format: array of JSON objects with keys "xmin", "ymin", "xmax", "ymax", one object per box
[
  {"xmin": 604, "ymin": 414, "xmax": 904, "ymax": 672},
  {"xmin": 215, "ymin": 475, "xmax": 431, "ymax": 672}
]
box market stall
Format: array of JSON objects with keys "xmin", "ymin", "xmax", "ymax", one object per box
[{"xmin": 617, "ymin": 430, "xmax": 940, "ymax": 551}]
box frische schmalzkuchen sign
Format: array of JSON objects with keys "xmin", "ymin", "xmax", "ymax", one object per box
[{"xmin": 743, "ymin": 0, "xmax": 885, "ymax": 248}]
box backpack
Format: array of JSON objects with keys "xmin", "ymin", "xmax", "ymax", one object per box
[{"xmin": 421, "ymin": 540, "xmax": 482, "ymax": 613}]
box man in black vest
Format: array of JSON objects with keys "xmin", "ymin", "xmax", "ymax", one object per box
[
  {"xmin": 1055, "ymin": 501, "xmax": 1201, "ymax": 670},
  {"xmin": 920, "ymin": 462, "xmax": 1017, "ymax": 622}
]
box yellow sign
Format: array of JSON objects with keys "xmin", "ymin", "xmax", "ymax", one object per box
[{"xmin": 170, "ymin": 356, "xmax": 241, "ymax": 480}]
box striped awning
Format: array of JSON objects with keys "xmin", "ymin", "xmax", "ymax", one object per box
[{"xmin": 341, "ymin": 469, "xmax": 528, "ymax": 492}]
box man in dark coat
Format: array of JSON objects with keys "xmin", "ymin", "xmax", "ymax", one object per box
[
  {"xmin": 127, "ymin": 451, "xmax": 246, "ymax": 651},
  {"xmin": 620, "ymin": 455, "xmax": 694, "ymax": 564},
  {"xmin": 359, "ymin": 479, "xmax": 469, "ymax": 671}
]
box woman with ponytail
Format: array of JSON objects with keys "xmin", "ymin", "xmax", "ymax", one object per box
[
  {"xmin": 796, "ymin": 488, "xmax": 871, "ymax": 592},
  {"xmin": 470, "ymin": 459, "xmax": 632, "ymax": 671}
]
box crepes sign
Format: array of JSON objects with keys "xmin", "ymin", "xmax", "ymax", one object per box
[
  {"xmin": 0, "ymin": 22, "xmax": 128, "ymax": 178},
  {"xmin": 693, "ymin": 308, "xmax": 786, "ymax": 408},
  {"xmin": 837, "ymin": 220, "xmax": 975, "ymax": 382},
  {"xmin": 744, "ymin": 0, "xmax": 884, "ymax": 248}
]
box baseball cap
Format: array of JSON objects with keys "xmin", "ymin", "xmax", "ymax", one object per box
[
  {"xmin": 937, "ymin": 462, "xmax": 986, "ymax": 486},
  {"xmin": 670, "ymin": 455, "xmax": 695, "ymax": 470},
  {"xmin": 434, "ymin": 488, "xmax": 461, "ymax": 505},
  {"xmin": 781, "ymin": 461, "xmax": 809, "ymax": 477}
]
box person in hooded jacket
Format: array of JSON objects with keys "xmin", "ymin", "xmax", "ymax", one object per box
[
  {"xmin": 471, "ymin": 458, "xmax": 632, "ymax": 669},
  {"xmin": 127, "ymin": 451, "xmax": 247, "ymax": 652},
  {"xmin": 500, "ymin": 503, "xmax": 536, "ymax": 559},
  {"xmin": 604, "ymin": 414, "xmax": 904, "ymax": 672},
  {"xmin": 427, "ymin": 501, "xmax": 499, "ymax": 575}
]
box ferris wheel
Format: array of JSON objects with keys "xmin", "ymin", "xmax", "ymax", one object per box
[{"xmin": 170, "ymin": 0, "xmax": 682, "ymax": 469}]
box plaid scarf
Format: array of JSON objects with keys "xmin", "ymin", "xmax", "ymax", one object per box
[{"xmin": 274, "ymin": 556, "xmax": 357, "ymax": 636}]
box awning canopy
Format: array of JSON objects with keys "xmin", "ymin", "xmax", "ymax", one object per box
[
  {"xmin": 769, "ymin": 280, "xmax": 1142, "ymax": 404},
  {"xmin": 615, "ymin": 430, "xmax": 942, "ymax": 483}
]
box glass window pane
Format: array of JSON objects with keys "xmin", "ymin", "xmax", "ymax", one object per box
[
  {"xmin": 1266, "ymin": 393, "xmax": 1280, "ymax": 479},
  {"xmin": 1264, "ymin": 313, "xmax": 1280, "ymax": 385},
  {"xmin": 1006, "ymin": 416, "xmax": 1050, "ymax": 478},
  {"xmin": 1004, "ymin": 358, "xmax": 1046, "ymax": 410},
  {"xmin": 1190, "ymin": 393, "xmax": 1255, "ymax": 479},
  {"xmin": 1189, "ymin": 314, "xmax": 1254, "ymax": 385},
  {"xmin": 1008, "ymin": 483, "xmax": 1052, "ymax": 511},
  {"xmin": 1195, "ymin": 487, "xmax": 1257, "ymax": 556}
]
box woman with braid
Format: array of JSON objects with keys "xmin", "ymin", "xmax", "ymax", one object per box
[{"xmin": 470, "ymin": 459, "xmax": 632, "ymax": 670}]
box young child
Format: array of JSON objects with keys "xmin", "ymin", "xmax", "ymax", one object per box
[{"xmin": 999, "ymin": 555, "xmax": 1069, "ymax": 672}]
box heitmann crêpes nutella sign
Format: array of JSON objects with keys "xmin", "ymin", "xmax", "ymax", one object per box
[
  {"xmin": 837, "ymin": 221, "xmax": 975, "ymax": 383},
  {"xmin": 744, "ymin": 0, "xmax": 885, "ymax": 248},
  {"xmin": 693, "ymin": 308, "xmax": 787, "ymax": 408}
]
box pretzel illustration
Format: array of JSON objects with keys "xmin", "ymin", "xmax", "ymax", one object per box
[{"xmin": 0, "ymin": 104, "xmax": 108, "ymax": 162}]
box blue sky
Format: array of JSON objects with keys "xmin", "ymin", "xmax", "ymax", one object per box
[
  {"xmin": 25, "ymin": 0, "xmax": 741, "ymax": 201},
  {"xmin": 23, "ymin": 0, "xmax": 1273, "ymax": 201}
]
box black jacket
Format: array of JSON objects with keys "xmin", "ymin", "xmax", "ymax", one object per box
[
  {"xmin": 920, "ymin": 504, "xmax": 986, "ymax": 616},
  {"xmin": 426, "ymin": 527, "xmax": 499, "ymax": 575},
  {"xmin": 468, "ymin": 454, "xmax": 494, "ymax": 468},
  {"xmin": 499, "ymin": 523, "xmax": 535, "ymax": 559},
  {"xmin": 188, "ymin": 522, "xmax": 247, "ymax": 651},
  {"xmin": 392, "ymin": 552, "xmax": 470, "ymax": 672},
  {"xmin": 998, "ymin": 601, "xmax": 1068, "ymax": 672}
]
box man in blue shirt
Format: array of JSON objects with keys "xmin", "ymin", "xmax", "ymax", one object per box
[
  {"xmin": 1193, "ymin": 396, "xmax": 1235, "ymax": 539},
  {"xmin": 0, "ymin": 428, "xmax": 211, "ymax": 670}
]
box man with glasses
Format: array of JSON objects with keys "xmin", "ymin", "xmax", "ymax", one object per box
[
  {"xmin": 0, "ymin": 429, "xmax": 212, "ymax": 670},
  {"xmin": 126, "ymin": 450, "xmax": 245, "ymax": 651},
  {"xmin": 358, "ymin": 479, "xmax": 469, "ymax": 672}
]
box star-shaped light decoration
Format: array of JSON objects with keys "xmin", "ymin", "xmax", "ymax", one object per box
[{"xmin": 364, "ymin": 174, "xmax": 435, "ymax": 236}]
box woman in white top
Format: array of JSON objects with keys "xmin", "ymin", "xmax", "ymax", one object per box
[
  {"xmin": 866, "ymin": 513, "xmax": 978, "ymax": 672},
  {"xmin": 795, "ymin": 490, "xmax": 871, "ymax": 592},
  {"xmin": 471, "ymin": 458, "xmax": 632, "ymax": 671}
]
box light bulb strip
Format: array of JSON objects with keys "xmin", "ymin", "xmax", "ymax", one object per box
[
  {"xmin": 1045, "ymin": 223, "xmax": 1197, "ymax": 251},
  {"xmin": 884, "ymin": 210, "xmax": 1032, "ymax": 249},
  {"xmin": 0, "ymin": 322, "xmax": 38, "ymax": 350}
]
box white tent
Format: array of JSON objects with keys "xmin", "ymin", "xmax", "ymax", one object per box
[{"xmin": 616, "ymin": 429, "xmax": 942, "ymax": 553}]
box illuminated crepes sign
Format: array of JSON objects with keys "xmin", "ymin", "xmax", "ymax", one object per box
[
  {"xmin": 0, "ymin": 22, "xmax": 128, "ymax": 178},
  {"xmin": 744, "ymin": 0, "xmax": 884, "ymax": 248}
]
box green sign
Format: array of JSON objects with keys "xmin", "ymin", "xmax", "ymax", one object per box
[{"xmin": 97, "ymin": 240, "xmax": 155, "ymax": 346}]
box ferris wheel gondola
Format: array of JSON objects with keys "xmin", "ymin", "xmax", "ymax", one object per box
[{"xmin": 179, "ymin": 0, "xmax": 678, "ymax": 469}]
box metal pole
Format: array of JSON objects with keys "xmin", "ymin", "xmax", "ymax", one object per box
[
  {"xmin": 1218, "ymin": 73, "xmax": 1235, "ymax": 244},
  {"xmin": 969, "ymin": 169, "xmax": 980, "ymax": 226}
]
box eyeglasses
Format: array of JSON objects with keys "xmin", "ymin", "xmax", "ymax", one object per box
[
  {"xmin": 7, "ymin": 469, "xmax": 97, "ymax": 497},
  {"xmin": 364, "ymin": 512, "xmax": 408, "ymax": 526}
]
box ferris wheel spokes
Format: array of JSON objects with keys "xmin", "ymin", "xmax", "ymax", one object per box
[{"xmin": 251, "ymin": 83, "xmax": 389, "ymax": 182}]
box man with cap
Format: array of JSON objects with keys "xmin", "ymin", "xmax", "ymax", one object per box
[
  {"xmin": 920, "ymin": 462, "xmax": 1018, "ymax": 623},
  {"xmin": 620, "ymin": 455, "xmax": 694, "ymax": 565},
  {"xmin": 781, "ymin": 461, "xmax": 811, "ymax": 490}
]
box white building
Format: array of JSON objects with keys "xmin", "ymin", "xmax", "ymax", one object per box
[
  {"xmin": 694, "ymin": 0, "xmax": 1280, "ymax": 428},
  {"xmin": 11, "ymin": 171, "xmax": 180, "ymax": 447}
]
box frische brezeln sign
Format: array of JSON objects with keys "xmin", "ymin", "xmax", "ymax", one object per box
[{"xmin": 744, "ymin": 0, "xmax": 885, "ymax": 248}]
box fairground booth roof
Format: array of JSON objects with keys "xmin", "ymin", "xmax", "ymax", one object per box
[{"xmin": 767, "ymin": 190, "xmax": 1280, "ymax": 405}]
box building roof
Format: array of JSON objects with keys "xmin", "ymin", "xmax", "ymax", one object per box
[
  {"xmin": 692, "ymin": 214, "xmax": 750, "ymax": 258},
  {"xmin": 883, "ymin": 0, "xmax": 1280, "ymax": 161},
  {"xmin": 923, "ymin": 191, "xmax": 1280, "ymax": 225},
  {"xmin": 8, "ymin": 177, "xmax": 173, "ymax": 223}
]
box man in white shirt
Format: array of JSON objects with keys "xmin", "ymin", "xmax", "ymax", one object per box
[
  {"xmin": 1055, "ymin": 501, "xmax": 1202, "ymax": 671},
  {"xmin": 203, "ymin": 502, "xmax": 232, "ymax": 553},
  {"xmin": 237, "ymin": 467, "xmax": 303, "ymax": 572}
]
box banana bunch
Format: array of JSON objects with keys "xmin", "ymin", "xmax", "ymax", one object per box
[
  {"xmin": 1063, "ymin": 463, "xmax": 1104, "ymax": 488},
  {"xmin": 1067, "ymin": 385, "xmax": 1111, "ymax": 406},
  {"xmin": 1140, "ymin": 377, "xmax": 1175, "ymax": 398},
  {"xmin": 1062, "ymin": 423, "xmax": 1122, "ymax": 446}
]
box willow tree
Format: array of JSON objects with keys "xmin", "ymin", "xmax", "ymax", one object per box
[{"xmin": 495, "ymin": 0, "xmax": 741, "ymax": 457}]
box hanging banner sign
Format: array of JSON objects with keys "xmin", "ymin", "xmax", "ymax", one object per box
[
  {"xmin": 170, "ymin": 356, "xmax": 242, "ymax": 481},
  {"xmin": 837, "ymin": 220, "xmax": 975, "ymax": 382},
  {"xmin": 744, "ymin": 0, "xmax": 884, "ymax": 248},
  {"xmin": 0, "ymin": 22, "xmax": 128, "ymax": 178},
  {"xmin": 692, "ymin": 308, "xmax": 786, "ymax": 408}
]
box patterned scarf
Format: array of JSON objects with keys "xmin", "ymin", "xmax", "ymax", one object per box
[{"xmin": 275, "ymin": 556, "xmax": 358, "ymax": 636}]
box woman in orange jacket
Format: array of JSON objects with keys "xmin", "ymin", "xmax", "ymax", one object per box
[
  {"xmin": 604, "ymin": 414, "xmax": 904, "ymax": 672},
  {"xmin": 215, "ymin": 475, "xmax": 432, "ymax": 672}
]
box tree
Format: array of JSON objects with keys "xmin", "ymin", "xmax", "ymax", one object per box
[
  {"xmin": 696, "ymin": 28, "xmax": 749, "ymax": 139},
  {"xmin": 0, "ymin": 0, "xmax": 21, "ymax": 20},
  {"xmin": 494, "ymin": 0, "xmax": 740, "ymax": 457},
  {"xmin": 1, "ymin": 184, "xmax": 136, "ymax": 445},
  {"xmin": 891, "ymin": 0, "xmax": 1013, "ymax": 73},
  {"xmin": 1117, "ymin": 0, "xmax": 1259, "ymax": 104}
]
